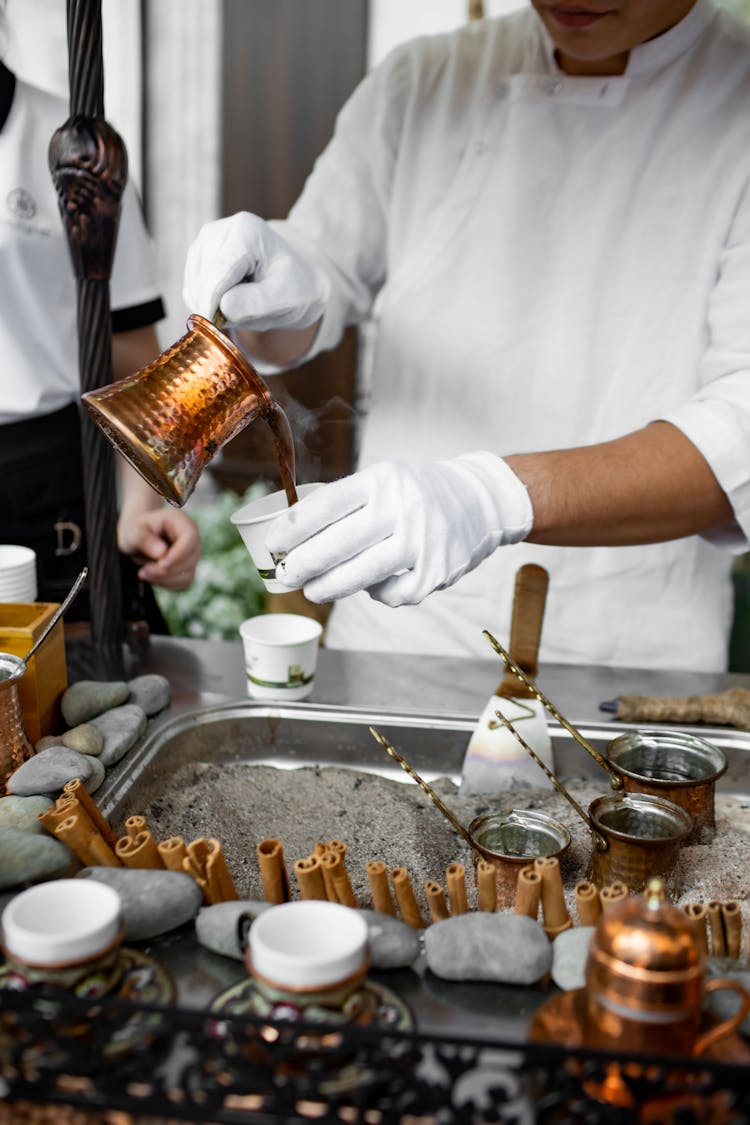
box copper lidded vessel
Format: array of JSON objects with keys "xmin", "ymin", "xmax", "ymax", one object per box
[{"xmin": 585, "ymin": 879, "xmax": 750, "ymax": 1057}]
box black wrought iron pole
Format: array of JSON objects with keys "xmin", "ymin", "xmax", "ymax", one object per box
[{"xmin": 48, "ymin": 0, "xmax": 126, "ymax": 661}]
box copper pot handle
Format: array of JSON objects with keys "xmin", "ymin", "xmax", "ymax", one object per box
[{"xmin": 693, "ymin": 979, "xmax": 750, "ymax": 1056}]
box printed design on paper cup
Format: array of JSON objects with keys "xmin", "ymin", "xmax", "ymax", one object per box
[{"xmin": 247, "ymin": 663, "xmax": 313, "ymax": 691}]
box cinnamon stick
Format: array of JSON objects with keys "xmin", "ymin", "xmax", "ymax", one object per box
[
  {"xmin": 476, "ymin": 860, "xmax": 497, "ymax": 912},
  {"xmin": 600, "ymin": 882, "xmax": 629, "ymax": 912},
  {"xmin": 256, "ymin": 838, "xmax": 291, "ymax": 904},
  {"xmin": 366, "ymin": 860, "xmax": 397, "ymax": 915},
  {"xmin": 158, "ymin": 836, "xmax": 189, "ymax": 873},
  {"xmin": 514, "ymin": 865, "xmax": 542, "ymax": 919},
  {"xmin": 683, "ymin": 902, "xmax": 709, "ymax": 955},
  {"xmin": 124, "ymin": 815, "xmax": 148, "ymax": 840},
  {"xmin": 116, "ymin": 829, "xmax": 164, "ymax": 870},
  {"xmin": 184, "ymin": 838, "xmax": 238, "ymax": 904},
  {"xmin": 446, "ymin": 863, "xmax": 468, "ymax": 916},
  {"xmin": 54, "ymin": 813, "xmax": 119, "ymax": 867},
  {"xmin": 319, "ymin": 850, "xmax": 357, "ymax": 907},
  {"xmin": 575, "ymin": 880, "xmax": 602, "ymax": 927},
  {"xmin": 708, "ymin": 900, "xmax": 727, "ymax": 957},
  {"xmin": 425, "ymin": 880, "xmax": 450, "ymax": 922},
  {"xmin": 62, "ymin": 777, "xmax": 117, "ymax": 847},
  {"xmin": 293, "ymin": 855, "xmax": 328, "ymax": 900},
  {"xmin": 390, "ymin": 866, "xmax": 425, "ymax": 929},
  {"xmin": 534, "ymin": 856, "xmax": 571, "ymax": 937},
  {"xmin": 721, "ymin": 900, "xmax": 743, "ymax": 959}
]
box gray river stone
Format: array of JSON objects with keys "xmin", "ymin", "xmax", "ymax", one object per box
[
  {"xmin": 360, "ymin": 909, "xmax": 421, "ymax": 969},
  {"xmin": 0, "ymin": 826, "xmax": 74, "ymax": 888},
  {"xmin": 551, "ymin": 926, "xmax": 594, "ymax": 991},
  {"xmin": 424, "ymin": 912, "xmax": 552, "ymax": 984},
  {"xmin": 0, "ymin": 795, "xmax": 54, "ymax": 834},
  {"xmin": 127, "ymin": 674, "xmax": 171, "ymax": 717},
  {"xmin": 195, "ymin": 900, "xmax": 271, "ymax": 961},
  {"xmin": 61, "ymin": 680, "xmax": 130, "ymax": 727},
  {"xmin": 706, "ymin": 959, "xmax": 750, "ymax": 1037},
  {"xmin": 6, "ymin": 746, "xmax": 100, "ymax": 797},
  {"xmin": 77, "ymin": 866, "xmax": 204, "ymax": 940},
  {"xmin": 90, "ymin": 703, "xmax": 148, "ymax": 767},
  {"xmin": 62, "ymin": 723, "xmax": 104, "ymax": 756},
  {"xmin": 82, "ymin": 755, "xmax": 106, "ymax": 794}
]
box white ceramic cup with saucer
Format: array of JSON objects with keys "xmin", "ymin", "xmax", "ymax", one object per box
[
  {"xmin": 0, "ymin": 878, "xmax": 125, "ymax": 995},
  {"xmin": 246, "ymin": 900, "xmax": 370, "ymax": 1012}
]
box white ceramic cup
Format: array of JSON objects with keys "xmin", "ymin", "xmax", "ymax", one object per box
[
  {"xmin": 230, "ymin": 482, "xmax": 323, "ymax": 592},
  {"xmin": 0, "ymin": 879, "xmax": 123, "ymax": 967},
  {"xmin": 247, "ymin": 900, "xmax": 369, "ymax": 1005},
  {"xmin": 239, "ymin": 612, "xmax": 323, "ymax": 701}
]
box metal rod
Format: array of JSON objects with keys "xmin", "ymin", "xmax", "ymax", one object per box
[
  {"xmin": 369, "ymin": 727, "xmax": 479, "ymax": 856},
  {"xmin": 483, "ymin": 630, "xmax": 623, "ymax": 790},
  {"xmin": 490, "ymin": 707, "xmax": 608, "ymax": 851}
]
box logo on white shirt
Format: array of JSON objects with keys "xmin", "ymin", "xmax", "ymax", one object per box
[{"xmin": 6, "ymin": 188, "xmax": 36, "ymax": 221}]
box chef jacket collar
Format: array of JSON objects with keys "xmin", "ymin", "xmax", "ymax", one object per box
[
  {"xmin": 0, "ymin": 61, "xmax": 15, "ymax": 133},
  {"xmin": 536, "ymin": 0, "xmax": 713, "ymax": 79}
]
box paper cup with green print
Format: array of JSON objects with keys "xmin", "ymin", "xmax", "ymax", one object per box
[
  {"xmin": 239, "ymin": 613, "xmax": 323, "ymax": 701},
  {"xmin": 231, "ymin": 482, "xmax": 323, "ymax": 592}
]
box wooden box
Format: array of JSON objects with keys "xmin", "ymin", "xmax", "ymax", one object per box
[{"xmin": 0, "ymin": 603, "xmax": 68, "ymax": 743}]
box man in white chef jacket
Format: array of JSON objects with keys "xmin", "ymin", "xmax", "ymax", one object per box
[{"xmin": 184, "ymin": 0, "xmax": 750, "ymax": 674}]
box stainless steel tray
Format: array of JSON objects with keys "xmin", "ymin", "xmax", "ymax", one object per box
[{"xmin": 97, "ymin": 700, "xmax": 750, "ymax": 1043}]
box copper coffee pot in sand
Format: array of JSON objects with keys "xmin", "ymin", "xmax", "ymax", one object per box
[
  {"xmin": 82, "ymin": 314, "xmax": 296, "ymax": 508},
  {"xmin": 483, "ymin": 630, "xmax": 725, "ymax": 845},
  {"xmin": 484, "ymin": 634, "xmax": 694, "ymax": 894}
]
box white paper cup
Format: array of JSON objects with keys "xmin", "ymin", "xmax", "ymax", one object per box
[
  {"xmin": 0, "ymin": 879, "xmax": 122, "ymax": 966},
  {"xmin": 248, "ymin": 900, "xmax": 369, "ymax": 994},
  {"xmin": 239, "ymin": 612, "xmax": 323, "ymax": 701},
  {"xmin": 0, "ymin": 545, "xmax": 37, "ymax": 602},
  {"xmin": 230, "ymin": 482, "xmax": 323, "ymax": 592}
]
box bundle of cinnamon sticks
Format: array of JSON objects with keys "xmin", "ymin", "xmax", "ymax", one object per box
[{"xmin": 38, "ymin": 787, "xmax": 238, "ymax": 905}]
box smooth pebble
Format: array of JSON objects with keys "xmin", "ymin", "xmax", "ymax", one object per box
[
  {"xmin": 0, "ymin": 826, "xmax": 74, "ymax": 889},
  {"xmin": 359, "ymin": 909, "xmax": 421, "ymax": 969},
  {"xmin": 6, "ymin": 746, "xmax": 100, "ymax": 797},
  {"xmin": 195, "ymin": 900, "xmax": 270, "ymax": 961},
  {"xmin": 551, "ymin": 925, "xmax": 594, "ymax": 991},
  {"xmin": 61, "ymin": 680, "xmax": 130, "ymax": 727},
  {"xmin": 77, "ymin": 866, "xmax": 203, "ymax": 940},
  {"xmin": 62, "ymin": 723, "xmax": 104, "ymax": 756},
  {"xmin": 127, "ymin": 674, "xmax": 171, "ymax": 717},
  {"xmin": 0, "ymin": 795, "xmax": 54, "ymax": 834},
  {"xmin": 424, "ymin": 912, "xmax": 552, "ymax": 984},
  {"xmin": 89, "ymin": 703, "xmax": 147, "ymax": 767}
]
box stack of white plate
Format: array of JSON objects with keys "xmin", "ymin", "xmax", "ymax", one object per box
[{"xmin": 0, "ymin": 545, "xmax": 38, "ymax": 603}]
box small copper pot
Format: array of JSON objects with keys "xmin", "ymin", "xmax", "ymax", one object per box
[
  {"xmin": 606, "ymin": 730, "xmax": 726, "ymax": 844},
  {"xmin": 468, "ymin": 809, "xmax": 570, "ymax": 910},
  {"xmin": 588, "ymin": 791, "xmax": 693, "ymax": 896},
  {"xmin": 82, "ymin": 314, "xmax": 291, "ymax": 507},
  {"xmin": 585, "ymin": 880, "xmax": 750, "ymax": 1057}
]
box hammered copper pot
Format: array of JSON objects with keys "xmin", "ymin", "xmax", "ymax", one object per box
[
  {"xmin": 607, "ymin": 730, "xmax": 727, "ymax": 844},
  {"xmin": 82, "ymin": 314, "xmax": 289, "ymax": 507},
  {"xmin": 585, "ymin": 879, "xmax": 750, "ymax": 1057}
]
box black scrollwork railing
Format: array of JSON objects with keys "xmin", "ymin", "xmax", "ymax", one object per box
[{"xmin": 2, "ymin": 989, "xmax": 750, "ymax": 1124}]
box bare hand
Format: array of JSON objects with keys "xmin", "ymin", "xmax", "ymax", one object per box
[{"xmin": 117, "ymin": 508, "xmax": 200, "ymax": 591}]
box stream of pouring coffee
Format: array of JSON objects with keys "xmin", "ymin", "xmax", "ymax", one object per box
[{"xmin": 267, "ymin": 401, "xmax": 299, "ymax": 507}]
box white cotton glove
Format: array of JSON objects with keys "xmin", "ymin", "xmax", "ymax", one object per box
[
  {"xmin": 182, "ymin": 211, "xmax": 329, "ymax": 331},
  {"xmin": 266, "ymin": 453, "xmax": 533, "ymax": 606}
]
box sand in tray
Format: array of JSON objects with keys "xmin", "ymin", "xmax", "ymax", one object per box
[{"xmin": 136, "ymin": 761, "xmax": 750, "ymax": 942}]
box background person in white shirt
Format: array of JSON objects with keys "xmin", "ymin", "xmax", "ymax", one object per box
[
  {"xmin": 0, "ymin": 55, "xmax": 200, "ymax": 627},
  {"xmin": 183, "ymin": 0, "xmax": 750, "ymax": 672}
]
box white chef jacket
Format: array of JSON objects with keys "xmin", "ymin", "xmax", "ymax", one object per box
[
  {"xmin": 271, "ymin": 0, "xmax": 750, "ymax": 673},
  {"xmin": 0, "ymin": 71, "xmax": 162, "ymax": 425}
]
